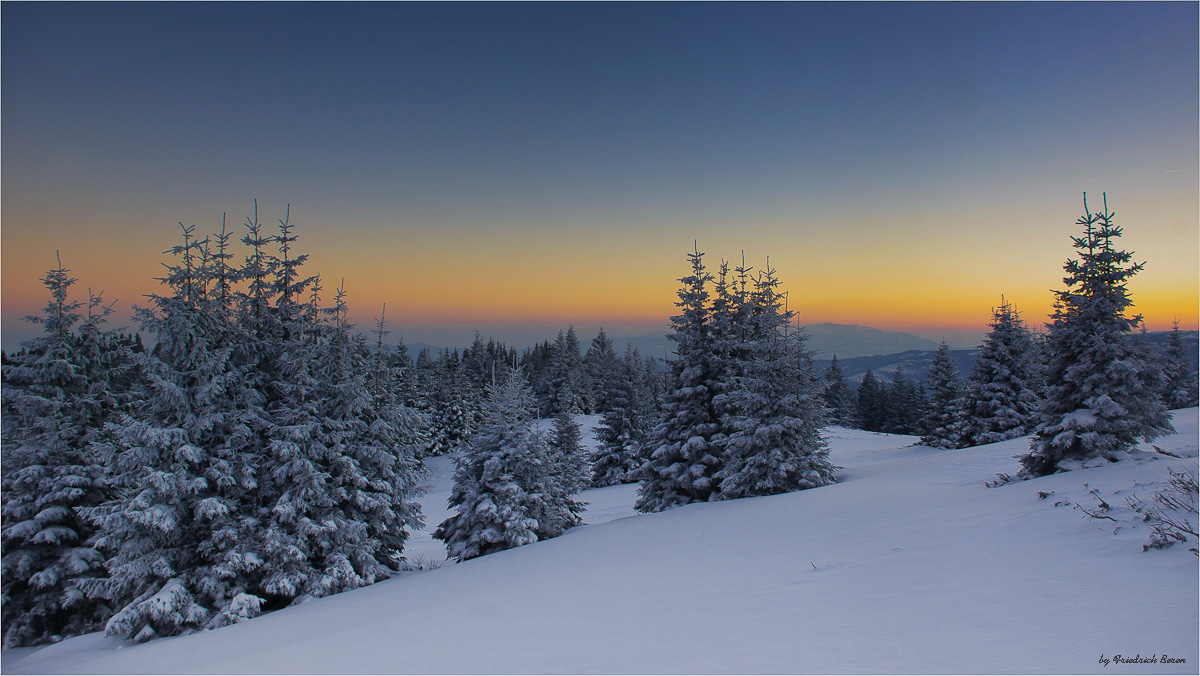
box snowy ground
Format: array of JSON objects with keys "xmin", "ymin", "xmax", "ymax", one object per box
[{"xmin": 5, "ymin": 411, "xmax": 1197, "ymax": 674}]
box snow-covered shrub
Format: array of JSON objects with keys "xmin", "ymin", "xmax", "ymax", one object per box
[{"xmin": 1135, "ymin": 466, "xmax": 1198, "ymax": 555}]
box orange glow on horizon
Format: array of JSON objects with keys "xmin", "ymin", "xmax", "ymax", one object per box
[{"xmin": 3, "ymin": 195, "xmax": 1197, "ymax": 346}]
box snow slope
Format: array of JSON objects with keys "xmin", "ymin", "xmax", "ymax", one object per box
[{"xmin": 5, "ymin": 411, "xmax": 1197, "ymax": 675}]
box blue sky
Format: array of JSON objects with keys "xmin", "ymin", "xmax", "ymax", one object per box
[{"xmin": 3, "ymin": 2, "xmax": 1197, "ymax": 351}]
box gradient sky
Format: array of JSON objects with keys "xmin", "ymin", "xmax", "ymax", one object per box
[{"xmin": 3, "ymin": 2, "xmax": 1197, "ymax": 352}]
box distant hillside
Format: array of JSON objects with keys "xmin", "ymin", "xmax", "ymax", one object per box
[
  {"xmin": 801, "ymin": 323, "xmax": 939, "ymax": 359},
  {"xmin": 814, "ymin": 349, "xmax": 978, "ymax": 385},
  {"xmin": 813, "ymin": 330, "xmax": 1199, "ymax": 386}
]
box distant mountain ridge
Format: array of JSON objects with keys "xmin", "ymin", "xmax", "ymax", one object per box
[
  {"xmin": 813, "ymin": 349, "xmax": 979, "ymax": 386},
  {"xmin": 801, "ymin": 323, "xmax": 939, "ymax": 360},
  {"xmin": 815, "ymin": 330, "xmax": 1199, "ymax": 386}
]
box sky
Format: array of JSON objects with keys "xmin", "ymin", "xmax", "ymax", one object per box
[{"xmin": 3, "ymin": 2, "xmax": 1197, "ymax": 352}]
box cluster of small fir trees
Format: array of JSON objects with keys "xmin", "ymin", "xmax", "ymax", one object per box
[
  {"xmin": 433, "ymin": 369, "xmax": 584, "ymax": 561},
  {"xmin": 908, "ymin": 300, "xmax": 1045, "ymax": 450},
  {"xmin": 955, "ymin": 299, "xmax": 1045, "ymax": 447},
  {"xmin": 920, "ymin": 343, "xmax": 967, "ymax": 448},
  {"xmin": 821, "ymin": 356, "xmax": 857, "ymax": 426},
  {"xmin": 523, "ymin": 327, "xmax": 595, "ymax": 417},
  {"xmin": 852, "ymin": 367, "xmax": 927, "ymax": 436},
  {"xmin": 431, "ymin": 326, "xmax": 662, "ymax": 559},
  {"xmin": 2, "ymin": 206, "xmax": 428, "ymax": 647},
  {"xmin": 415, "ymin": 327, "xmax": 652, "ymax": 459},
  {"xmin": 636, "ymin": 247, "xmax": 836, "ymax": 513},
  {"xmin": 1160, "ymin": 320, "xmax": 1199, "ymax": 411},
  {"xmin": 590, "ymin": 345, "xmax": 663, "ymax": 487}
]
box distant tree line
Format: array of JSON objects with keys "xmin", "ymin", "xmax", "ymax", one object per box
[{"xmin": 409, "ymin": 325, "xmax": 666, "ymax": 460}]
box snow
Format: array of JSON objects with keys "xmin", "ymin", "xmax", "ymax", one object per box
[
  {"xmin": 5, "ymin": 410, "xmax": 1197, "ymax": 674},
  {"xmin": 402, "ymin": 453, "xmax": 459, "ymax": 567}
]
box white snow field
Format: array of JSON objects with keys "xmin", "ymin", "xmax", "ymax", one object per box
[{"xmin": 5, "ymin": 411, "xmax": 1197, "ymax": 674}]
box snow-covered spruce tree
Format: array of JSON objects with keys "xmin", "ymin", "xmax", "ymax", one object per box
[
  {"xmin": 1021, "ymin": 194, "xmax": 1174, "ymax": 477},
  {"xmin": 883, "ymin": 367, "xmax": 924, "ymax": 435},
  {"xmin": 81, "ymin": 208, "xmax": 430, "ymax": 641},
  {"xmin": 712, "ymin": 263, "xmax": 836, "ymax": 499},
  {"xmin": 1161, "ymin": 320, "xmax": 1199, "ymax": 410},
  {"xmin": 1131, "ymin": 322, "xmax": 1171, "ymax": 422},
  {"xmin": 547, "ymin": 331, "xmax": 572, "ymax": 413},
  {"xmin": 461, "ymin": 333, "xmax": 489, "ymax": 393},
  {"xmin": 521, "ymin": 340, "xmax": 554, "ymax": 416},
  {"xmin": 549, "ymin": 380, "xmax": 590, "ymax": 495},
  {"xmin": 548, "ymin": 328, "xmax": 592, "ymax": 415},
  {"xmin": 434, "ymin": 371, "xmax": 582, "ymax": 561},
  {"xmin": 459, "ymin": 333, "xmax": 493, "ymax": 433},
  {"xmin": 1, "ymin": 259, "xmax": 127, "ymax": 647},
  {"xmin": 591, "ymin": 347, "xmax": 654, "ymax": 486},
  {"xmin": 426, "ymin": 350, "xmax": 473, "ymax": 456},
  {"xmin": 636, "ymin": 246, "xmax": 725, "ymax": 512},
  {"xmin": 856, "ymin": 369, "xmax": 887, "ymax": 432},
  {"xmin": 585, "ymin": 327, "xmax": 621, "ymax": 414},
  {"xmin": 958, "ymin": 299, "xmax": 1043, "ymax": 446},
  {"xmin": 254, "ymin": 259, "xmax": 428, "ymax": 608},
  {"xmin": 708, "ymin": 258, "xmax": 745, "ymax": 397},
  {"xmin": 80, "ymin": 223, "xmax": 267, "ymax": 642},
  {"xmin": 823, "ymin": 355, "xmax": 857, "ymax": 426},
  {"xmin": 208, "ymin": 207, "xmax": 316, "ymax": 620},
  {"xmin": 920, "ymin": 343, "xmax": 965, "ymax": 448},
  {"xmin": 391, "ymin": 337, "xmax": 421, "ymax": 409},
  {"xmin": 253, "ymin": 272, "xmax": 334, "ymax": 607},
  {"xmin": 565, "ymin": 327, "xmax": 595, "ymax": 414},
  {"xmin": 249, "ymin": 217, "xmax": 433, "ymax": 611},
  {"xmin": 238, "ymin": 201, "xmax": 278, "ymax": 337},
  {"xmin": 642, "ymin": 353, "xmax": 666, "ymax": 410},
  {"xmin": 303, "ymin": 286, "xmax": 427, "ymax": 590},
  {"xmin": 414, "ymin": 346, "xmax": 436, "ymax": 412}
]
